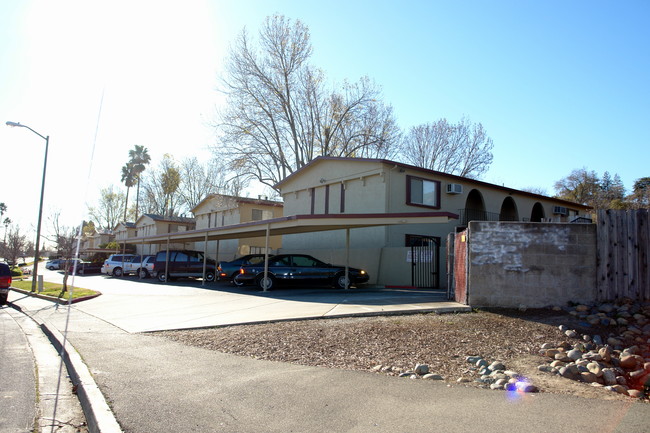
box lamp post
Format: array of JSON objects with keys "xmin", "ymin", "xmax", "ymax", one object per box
[{"xmin": 6, "ymin": 121, "xmax": 49, "ymax": 292}]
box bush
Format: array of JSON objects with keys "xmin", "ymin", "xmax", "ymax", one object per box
[{"xmin": 10, "ymin": 267, "xmax": 23, "ymax": 277}]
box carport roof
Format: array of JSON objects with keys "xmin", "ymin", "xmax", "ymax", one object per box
[{"xmin": 127, "ymin": 212, "xmax": 458, "ymax": 245}]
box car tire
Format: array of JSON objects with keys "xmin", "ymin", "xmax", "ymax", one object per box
[
  {"xmin": 334, "ymin": 273, "xmax": 350, "ymax": 289},
  {"xmin": 204, "ymin": 271, "xmax": 216, "ymax": 282},
  {"xmin": 256, "ymin": 274, "xmax": 275, "ymax": 290},
  {"xmin": 157, "ymin": 272, "xmax": 167, "ymax": 283},
  {"xmin": 112, "ymin": 267, "xmax": 123, "ymax": 277},
  {"xmin": 232, "ymin": 272, "xmax": 244, "ymax": 286},
  {"xmin": 0, "ymin": 294, "xmax": 7, "ymax": 305},
  {"xmin": 78, "ymin": 268, "xmax": 84, "ymax": 275},
  {"xmin": 138, "ymin": 268, "xmax": 149, "ymax": 279}
]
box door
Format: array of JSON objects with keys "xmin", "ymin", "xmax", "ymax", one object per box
[{"xmin": 407, "ymin": 235, "xmax": 440, "ymax": 288}]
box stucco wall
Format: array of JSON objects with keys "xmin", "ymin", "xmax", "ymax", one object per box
[{"xmin": 466, "ymin": 222, "xmax": 597, "ymax": 308}]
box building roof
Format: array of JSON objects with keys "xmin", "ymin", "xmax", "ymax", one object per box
[
  {"xmin": 274, "ymin": 156, "xmax": 591, "ymax": 210},
  {"xmin": 190, "ymin": 194, "xmax": 284, "ymax": 214},
  {"xmin": 136, "ymin": 213, "xmax": 196, "ymax": 225}
]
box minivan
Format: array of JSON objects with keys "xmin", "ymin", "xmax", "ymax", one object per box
[{"xmin": 152, "ymin": 250, "xmax": 217, "ymax": 282}]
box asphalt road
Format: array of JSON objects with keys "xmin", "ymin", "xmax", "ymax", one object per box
[{"xmin": 0, "ymin": 305, "xmax": 36, "ymax": 433}]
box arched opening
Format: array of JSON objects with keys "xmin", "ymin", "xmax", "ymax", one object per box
[
  {"xmin": 530, "ymin": 202, "xmax": 545, "ymax": 222},
  {"xmin": 462, "ymin": 189, "xmax": 486, "ymax": 225},
  {"xmin": 499, "ymin": 197, "xmax": 519, "ymax": 221}
]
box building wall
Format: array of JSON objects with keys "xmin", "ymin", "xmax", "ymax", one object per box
[{"xmin": 465, "ymin": 222, "xmax": 597, "ymax": 308}]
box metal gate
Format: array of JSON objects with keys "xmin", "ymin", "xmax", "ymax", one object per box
[{"xmin": 408, "ymin": 235, "xmax": 440, "ymax": 288}]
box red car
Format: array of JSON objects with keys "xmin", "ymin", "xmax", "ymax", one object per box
[{"xmin": 0, "ymin": 263, "xmax": 11, "ymax": 304}]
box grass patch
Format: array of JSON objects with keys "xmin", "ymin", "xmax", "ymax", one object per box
[{"xmin": 12, "ymin": 280, "xmax": 98, "ymax": 299}]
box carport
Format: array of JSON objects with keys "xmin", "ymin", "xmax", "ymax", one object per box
[{"xmin": 127, "ymin": 212, "xmax": 457, "ymax": 290}]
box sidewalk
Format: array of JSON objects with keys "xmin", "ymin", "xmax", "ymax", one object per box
[{"xmin": 8, "ymin": 286, "xmax": 650, "ymax": 433}]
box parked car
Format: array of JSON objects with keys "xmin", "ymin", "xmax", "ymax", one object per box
[
  {"xmin": 101, "ymin": 254, "xmax": 136, "ymax": 277},
  {"xmin": 121, "ymin": 255, "xmax": 154, "ymax": 277},
  {"xmin": 69, "ymin": 261, "xmax": 104, "ymax": 275},
  {"xmin": 46, "ymin": 259, "xmax": 63, "ymax": 270},
  {"xmin": 0, "ymin": 262, "xmax": 11, "ymax": 305},
  {"xmin": 132, "ymin": 255, "xmax": 155, "ymax": 279},
  {"xmin": 217, "ymin": 254, "xmax": 266, "ymax": 285},
  {"xmin": 234, "ymin": 254, "xmax": 369, "ymax": 290},
  {"xmin": 152, "ymin": 250, "xmax": 217, "ymax": 283}
]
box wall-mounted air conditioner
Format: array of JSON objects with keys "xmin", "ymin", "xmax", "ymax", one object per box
[
  {"xmin": 553, "ymin": 206, "xmax": 568, "ymax": 216},
  {"xmin": 446, "ymin": 183, "xmax": 463, "ymax": 194}
]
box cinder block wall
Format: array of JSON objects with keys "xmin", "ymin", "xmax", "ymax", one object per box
[{"xmin": 467, "ymin": 222, "xmax": 597, "ymax": 308}]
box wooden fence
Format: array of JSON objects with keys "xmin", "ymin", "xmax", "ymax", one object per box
[{"xmin": 597, "ymin": 209, "xmax": 650, "ymax": 301}]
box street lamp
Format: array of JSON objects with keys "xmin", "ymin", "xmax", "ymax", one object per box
[{"xmin": 6, "ymin": 121, "xmax": 49, "ymax": 292}]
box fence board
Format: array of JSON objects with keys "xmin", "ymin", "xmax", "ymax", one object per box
[{"xmin": 597, "ymin": 209, "xmax": 650, "ymax": 301}]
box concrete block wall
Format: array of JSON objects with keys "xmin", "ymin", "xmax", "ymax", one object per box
[{"xmin": 467, "ymin": 222, "xmax": 597, "ymax": 308}]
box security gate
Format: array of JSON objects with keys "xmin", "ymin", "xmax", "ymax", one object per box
[{"xmin": 407, "ymin": 235, "xmax": 440, "ymax": 288}]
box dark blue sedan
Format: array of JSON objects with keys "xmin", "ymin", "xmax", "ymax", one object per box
[
  {"xmin": 217, "ymin": 254, "xmax": 266, "ymax": 285},
  {"xmin": 234, "ymin": 254, "xmax": 369, "ymax": 290}
]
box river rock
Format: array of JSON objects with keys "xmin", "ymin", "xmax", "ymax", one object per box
[
  {"xmin": 414, "ymin": 363, "xmax": 430, "ymax": 375},
  {"xmin": 602, "ymin": 368, "xmax": 617, "ymax": 386}
]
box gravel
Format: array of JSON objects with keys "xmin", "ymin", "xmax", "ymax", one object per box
[{"xmin": 157, "ymin": 308, "xmax": 648, "ymax": 401}]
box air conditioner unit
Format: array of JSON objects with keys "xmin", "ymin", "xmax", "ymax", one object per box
[
  {"xmin": 446, "ymin": 183, "xmax": 463, "ymax": 194},
  {"xmin": 553, "ymin": 206, "xmax": 568, "ymax": 216}
]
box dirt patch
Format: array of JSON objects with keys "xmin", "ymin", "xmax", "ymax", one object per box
[{"xmin": 158, "ymin": 309, "xmax": 642, "ymax": 401}]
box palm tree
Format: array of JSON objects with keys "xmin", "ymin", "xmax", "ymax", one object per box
[
  {"xmin": 121, "ymin": 163, "xmax": 137, "ymax": 221},
  {"xmin": 128, "ymin": 145, "xmax": 151, "ymax": 219}
]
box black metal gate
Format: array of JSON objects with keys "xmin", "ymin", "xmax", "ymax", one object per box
[{"xmin": 408, "ymin": 235, "xmax": 440, "ymax": 288}]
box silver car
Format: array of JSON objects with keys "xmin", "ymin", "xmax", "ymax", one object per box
[{"xmin": 101, "ymin": 254, "xmax": 136, "ymax": 277}]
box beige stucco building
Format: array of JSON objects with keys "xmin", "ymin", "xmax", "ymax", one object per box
[
  {"xmin": 132, "ymin": 214, "xmax": 196, "ymax": 255},
  {"xmin": 275, "ymin": 157, "xmax": 591, "ymax": 288},
  {"xmin": 191, "ymin": 194, "xmax": 283, "ymax": 261}
]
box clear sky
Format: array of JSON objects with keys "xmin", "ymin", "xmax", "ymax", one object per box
[{"xmin": 1, "ymin": 0, "xmax": 648, "ymax": 244}]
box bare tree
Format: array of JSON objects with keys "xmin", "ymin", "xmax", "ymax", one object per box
[
  {"xmin": 400, "ymin": 117, "xmax": 494, "ymax": 179},
  {"xmin": 88, "ymin": 185, "xmax": 127, "ymax": 230},
  {"xmin": 178, "ymin": 157, "xmax": 249, "ymax": 211},
  {"xmin": 216, "ymin": 15, "xmax": 400, "ymax": 189},
  {"xmin": 140, "ymin": 155, "xmax": 182, "ymax": 217},
  {"xmin": 554, "ymin": 168, "xmax": 601, "ymax": 207},
  {"xmin": 3, "ymin": 224, "xmax": 26, "ymax": 266},
  {"xmin": 628, "ymin": 177, "xmax": 650, "ymax": 209}
]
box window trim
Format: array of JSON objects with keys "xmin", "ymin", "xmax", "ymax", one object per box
[{"xmin": 406, "ymin": 175, "xmax": 441, "ymax": 209}]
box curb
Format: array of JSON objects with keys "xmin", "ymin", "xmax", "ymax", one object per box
[
  {"xmin": 12, "ymin": 304, "xmax": 123, "ymax": 433},
  {"xmin": 9, "ymin": 287, "xmax": 101, "ymax": 304}
]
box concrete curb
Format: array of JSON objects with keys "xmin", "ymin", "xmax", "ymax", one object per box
[
  {"xmin": 10, "ymin": 287, "xmax": 101, "ymax": 304},
  {"xmin": 18, "ymin": 307, "xmax": 123, "ymax": 433}
]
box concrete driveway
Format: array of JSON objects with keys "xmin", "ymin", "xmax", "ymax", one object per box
[{"xmin": 38, "ymin": 266, "xmax": 470, "ymax": 332}]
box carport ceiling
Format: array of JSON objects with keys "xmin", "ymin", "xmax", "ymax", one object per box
[{"xmin": 129, "ymin": 212, "xmax": 458, "ymax": 245}]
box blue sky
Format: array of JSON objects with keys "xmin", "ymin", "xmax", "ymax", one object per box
[{"xmin": 0, "ymin": 0, "xmax": 648, "ymax": 239}]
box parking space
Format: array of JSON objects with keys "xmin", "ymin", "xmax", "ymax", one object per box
[{"xmin": 29, "ymin": 263, "xmax": 469, "ymax": 333}]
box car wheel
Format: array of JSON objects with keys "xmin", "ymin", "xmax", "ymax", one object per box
[
  {"xmin": 0, "ymin": 294, "xmax": 7, "ymax": 305},
  {"xmin": 205, "ymin": 271, "xmax": 215, "ymax": 282},
  {"xmin": 232, "ymin": 272, "xmax": 244, "ymax": 286},
  {"xmin": 334, "ymin": 273, "xmax": 350, "ymax": 289},
  {"xmin": 256, "ymin": 274, "xmax": 275, "ymax": 290},
  {"xmin": 46, "ymin": 266, "xmax": 52, "ymax": 270},
  {"xmin": 157, "ymin": 272, "xmax": 167, "ymax": 282},
  {"xmin": 138, "ymin": 268, "xmax": 149, "ymax": 279},
  {"xmin": 78, "ymin": 268, "xmax": 84, "ymax": 275},
  {"xmin": 112, "ymin": 267, "xmax": 123, "ymax": 277}
]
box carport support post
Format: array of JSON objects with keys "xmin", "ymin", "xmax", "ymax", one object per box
[
  {"xmin": 345, "ymin": 228, "xmax": 350, "ymax": 290},
  {"xmin": 202, "ymin": 233, "xmax": 208, "ymax": 286},
  {"xmin": 139, "ymin": 236, "xmax": 145, "ymax": 279},
  {"xmin": 164, "ymin": 236, "xmax": 170, "ymax": 282},
  {"xmin": 263, "ymin": 223, "xmax": 270, "ymax": 291}
]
